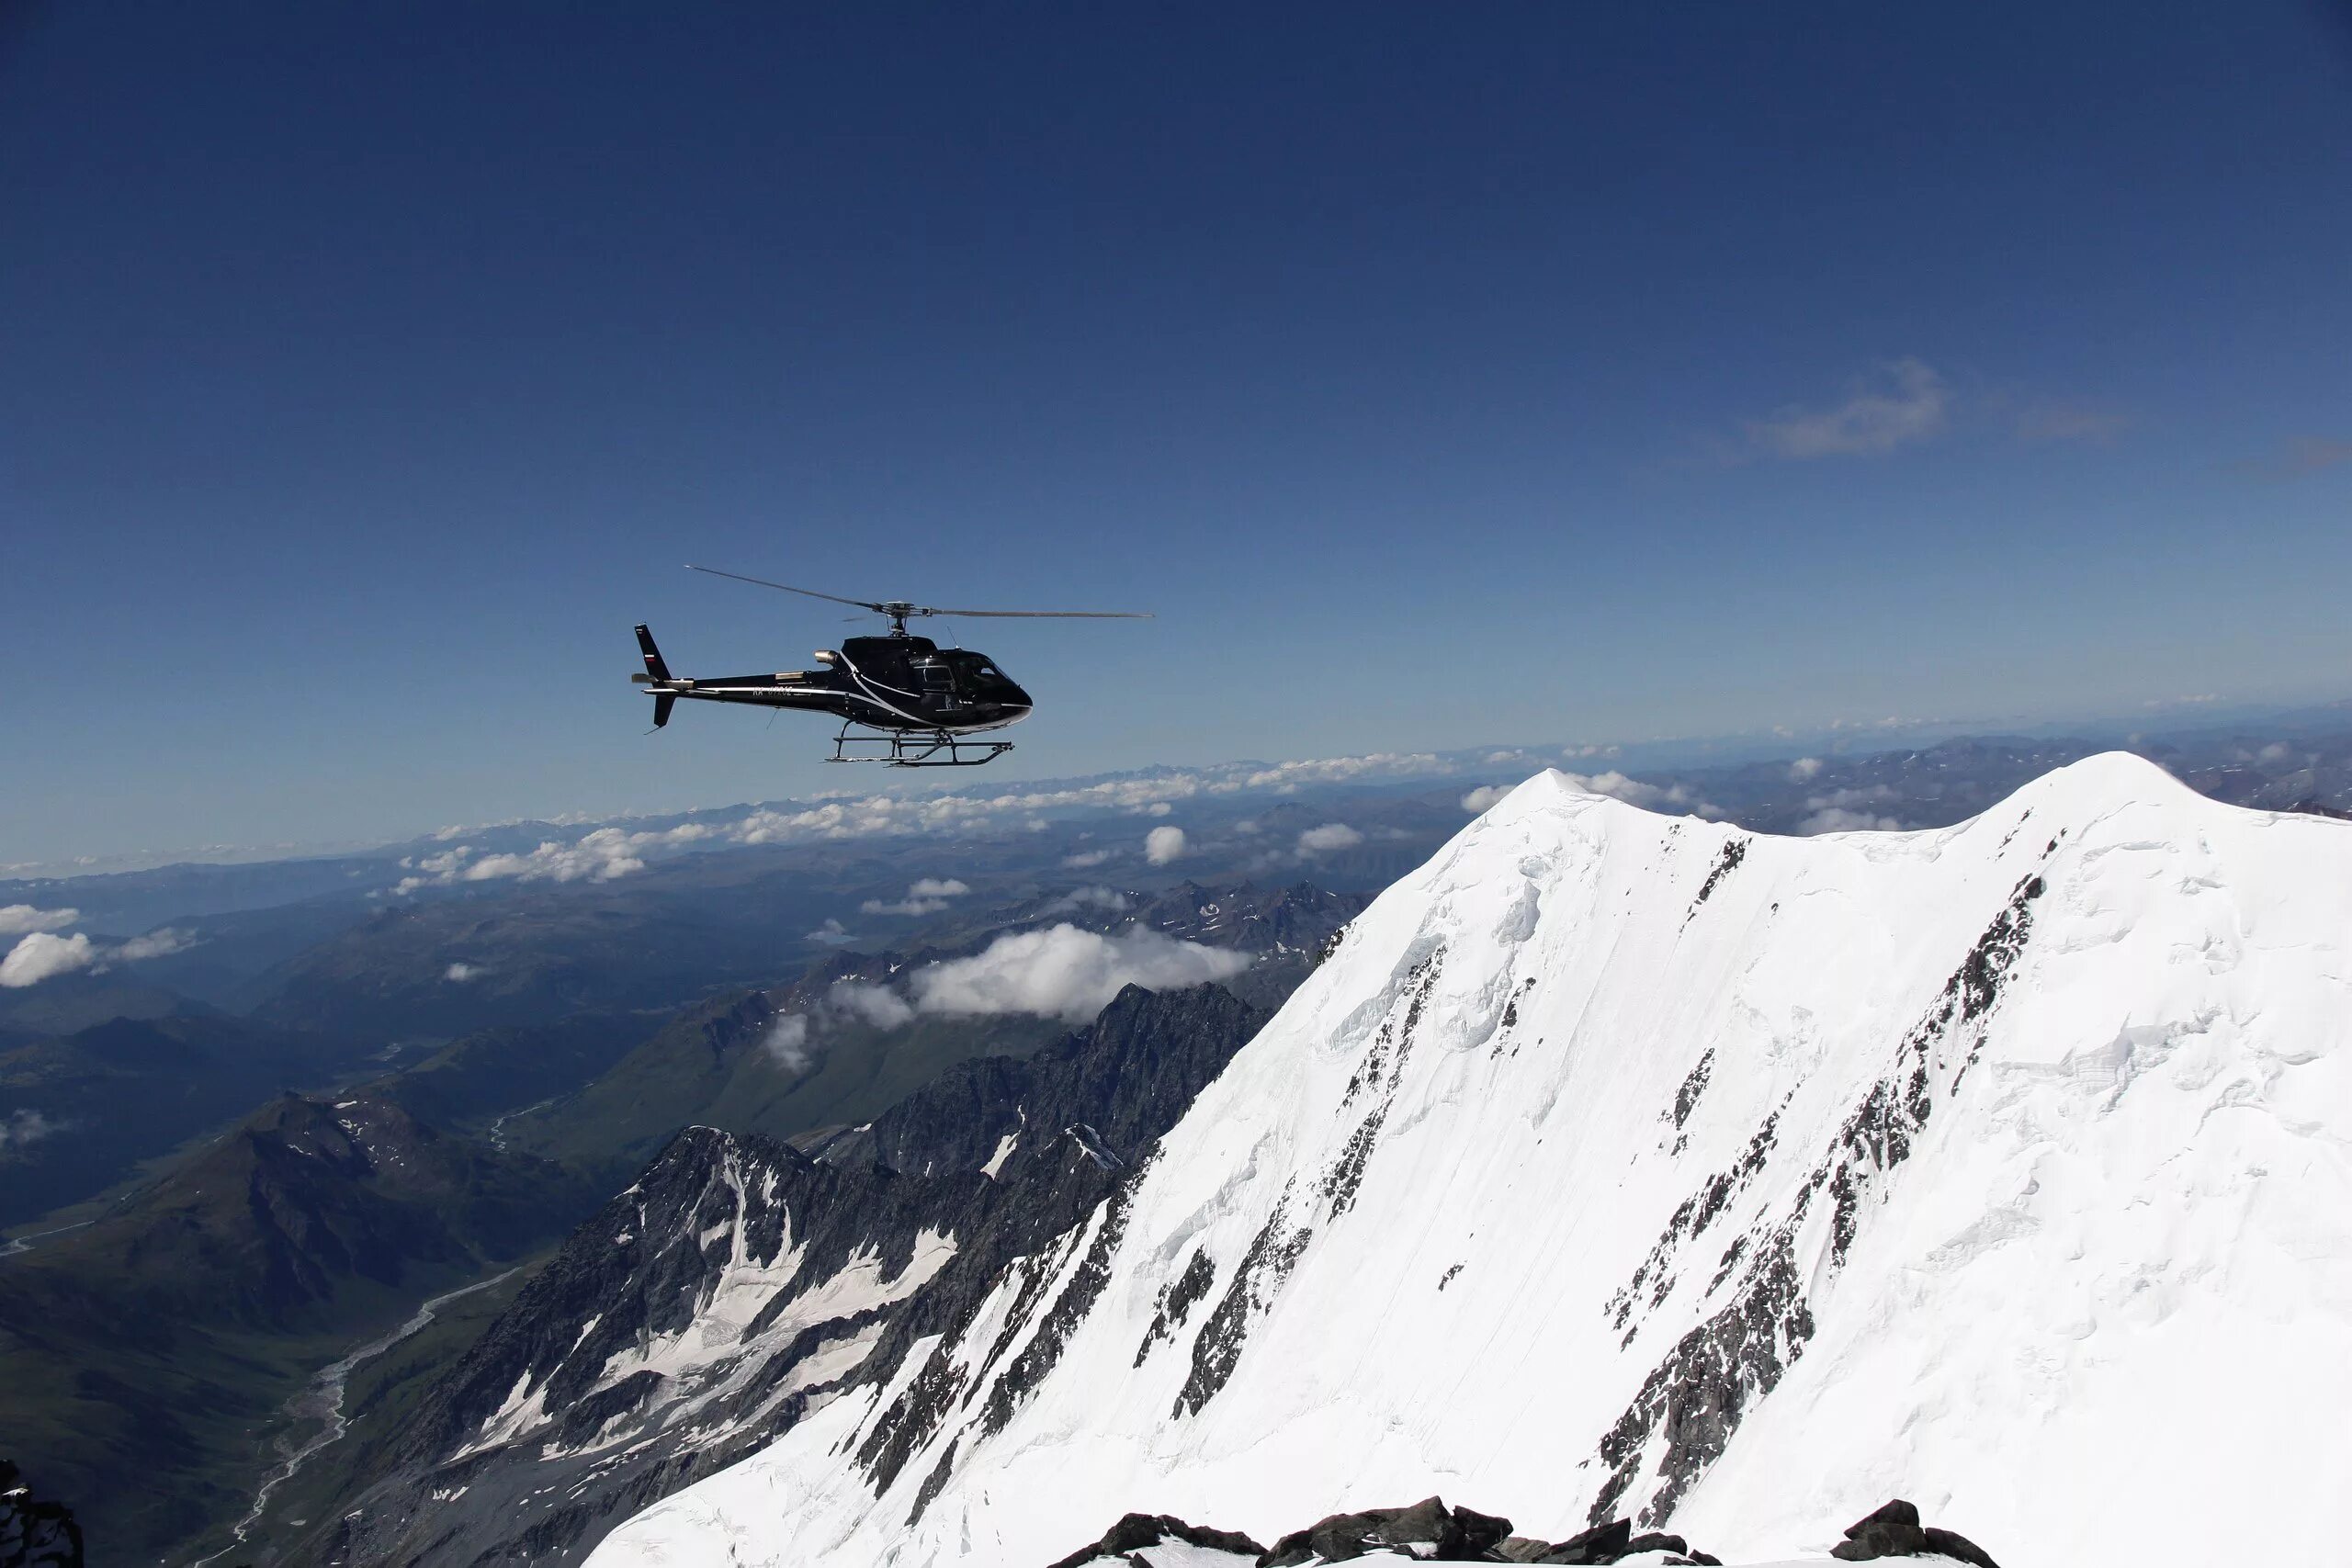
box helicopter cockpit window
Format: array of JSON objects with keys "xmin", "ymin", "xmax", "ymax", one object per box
[
  {"xmin": 919, "ymin": 663, "xmax": 953, "ymax": 691},
  {"xmin": 946, "ymin": 651, "xmax": 1004, "ymax": 681}
]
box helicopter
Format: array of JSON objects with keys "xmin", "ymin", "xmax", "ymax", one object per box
[{"xmin": 631, "ymin": 565, "xmax": 1151, "ymax": 766}]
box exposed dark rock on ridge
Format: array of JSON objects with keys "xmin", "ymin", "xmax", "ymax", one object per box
[
  {"xmin": 1829, "ymin": 1498, "xmax": 2000, "ymax": 1567},
  {"xmin": 1589, "ymin": 863, "xmax": 2050, "ymax": 1527},
  {"xmin": 0, "ymin": 1461, "xmax": 85, "ymax": 1568},
  {"xmin": 801, "ymin": 981, "xmax": 1271, "ymax": 1176},
  {"xmin": 1043, "ymin": 1496, "xmax": 1755, "ymax": 1566},
  {"xmin": 1045, "ymin": 1512, "xmax": 1268, "ymax": 1568}
]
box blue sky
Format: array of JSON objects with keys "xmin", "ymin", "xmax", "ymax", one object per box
[{"xmin": 4, "ymin": 3, "xmax": 2348, "ymax": 863}]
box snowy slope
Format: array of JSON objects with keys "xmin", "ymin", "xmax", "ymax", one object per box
[{"xmin": 587, "ymin": 755, "xmax": 2352, "ymax": 1568}]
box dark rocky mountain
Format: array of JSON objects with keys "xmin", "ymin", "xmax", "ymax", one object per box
[
  {"xmin": 799, "ymin": 983, "xmax": 1267, "ymax": 1176},
  {"xmin": 284, "ymin": 981, "xmax": 1270, "ymax": 1568},
  {"xmin": 0, "ymin": 1093, "xmax": 597, "ymax": 1566},
  {"xmin": 0, "ymin": 1460, "xmax": 85, "ymax": 1568}
]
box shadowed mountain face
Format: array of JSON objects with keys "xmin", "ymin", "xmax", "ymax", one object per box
[
  {"xmin": 285, "ymin": 981, "xmax": 1272, "ymax": 1568},
  {"xmin": 799, "ymin": 983, "xmax": 1270, "ymax": 1177},
  {"xmin": 0, "ymin": 1093, "xmax": 597, "ymax": 1567},
  {"xmin": 0, "ymin": 1012, "xmax": 380, "ymax": 1232}
]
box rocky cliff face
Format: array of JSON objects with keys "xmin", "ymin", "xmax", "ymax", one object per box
[
  {"xmin": 578, "ymin": 757, "xmax": 2352, "ymax": 1568},
  {"xmin": 295, "ymin": 982, "xmax": 1269, "ymax": 1567}
]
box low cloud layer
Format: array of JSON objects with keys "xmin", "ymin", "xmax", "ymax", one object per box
[
  {"xmin": 386, "ymin": 749, "xmax": 1538, "ymax": 897},
  {"xmin": 762, "ymin": 923, "xmax": 1251, "ymax": 1062},
  {"xmin": 1296, "ymin": 823, "xmax": 1363, "ymax": 854},
  {"xmin": 1560, "ymin": 770, "xmax": 1719, "ymax": 818},
  {"xmin": 861, "ymin": 877, "xmax": 973, "ymax": 917},
  {"xmin": 1796, "ymin": 784, "xmax": 1906, "ymax": 835},
  {"xmin": 0, "ymin": 1109, "xmax": 64, "ymax": 1153},
  {"xmin": 763, "ymin": 1013, "xmax": 816, "ymax": 1073},
  {"xmin": 0, "ymin": 931, "xmax": 96, "ymax": 988},
  {"xmin": 1040, "ymin": 885, "xmax": 1130, "ymax": 917},
  {"xmin": 0, "ymin": 905, "xmax": 78, "ymax": 937},
  {"xmin": 1798, "ymin": 807, "xmax": 1905, "ymax": 834},
  {"xmin": 1461, "ymin": 784, "xmax": 1512, "ymax": 813},
  {"xmin": 394, "ymin": 823, "xmax": 720, "ymax": 894},
  {"xmin": 1145, "ymin": 826, "xmax": 1187, "ymax": 864},
  {"xmin": 0, "ymin": 925, "xmax": 198, "ymax": 988},
  {"xmin": 909, "ymin": 925, "xmax": 1250, "ymax": 1022}
]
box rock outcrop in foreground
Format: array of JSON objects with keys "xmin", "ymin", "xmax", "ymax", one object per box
[
  {"xmin": 1043, "ymin": 1494, "xmax": 2002, "ymax": 1566},
  {"xmin": 0, "ymin": 1461, "xmax": 84, "ymax": 1568}
]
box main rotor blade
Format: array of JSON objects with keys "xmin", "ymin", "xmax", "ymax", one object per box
[
  {"xmin": 685, "ymin": 565, "xmax": 888, "ymax": 614},
  {"xmin": 919, "ymin": 607, "xmax": 1155, "ymax": 619}
]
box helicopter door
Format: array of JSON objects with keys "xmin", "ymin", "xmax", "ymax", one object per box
[{"xmin": 918, "ymin": 660, "xmax": 962, "ymax": 713}]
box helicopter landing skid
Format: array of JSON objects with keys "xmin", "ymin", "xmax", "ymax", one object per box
[{"xmin": 826, "ymin": 725, "xmax": 1013, "ymax": 768}]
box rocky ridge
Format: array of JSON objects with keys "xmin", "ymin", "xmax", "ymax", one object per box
[{"xmin": 291, "ymin": 982, "xmax": 1270, "ymax": 1566}]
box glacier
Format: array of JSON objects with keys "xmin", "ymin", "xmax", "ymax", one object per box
[{"xmin": 585, "ymin": 753, "xmax": 2352, "ymax": 1567}]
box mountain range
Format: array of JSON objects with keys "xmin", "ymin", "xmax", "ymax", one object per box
[
  {"xmin": 561, "ymin": 755, "xmax": 2352, "ymax": 1567},
  {"xmin": 6, "ymin": 728, "xmax": 2350, "ymax": 1567}
]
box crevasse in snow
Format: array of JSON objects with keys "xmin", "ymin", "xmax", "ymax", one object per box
[{"xmin": 587, "ymin": 754, "xmax": 2352, "ymax": 1567}]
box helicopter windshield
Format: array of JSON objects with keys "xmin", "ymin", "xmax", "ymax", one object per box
[{"xmin": 946, "ymin": 650, "xmax": 1012, "ymax": 685}]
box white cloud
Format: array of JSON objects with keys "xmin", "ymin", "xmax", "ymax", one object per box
[
  {"xmin": 1557, "ymin": 771, "xmax": 1723, "ymax": 821},
  {"xmin": 1566, "ymin": 771, "xmax": 1677, "ymax": 808},
  {"xmin": 1063, "ymin": 849, "xmax": 1112, "ymax": 868},
  {"xmin": 445, "ymin": 962, "xmax": 480, "ymax": 983},
  {"xmin": 1042, "ymin": 885, "xmax": 1130, "ymax": 916},
  {"xmin": 908, "ymin": 925, "xmax": 1250, "ymax": 1022},
  {"xmin": 1799, "ymin": 807, "xmax": 1905, "ymax": 834},
  {"xmin": 1746, "ymin": 358, "xmax": 1948, "ymax": 458},
  {"xmin": 0, "ymin": 1109, "xmax": 64, "ymax": 1151},
  {"xmin": 1296, "ymin": 823, "xmax": 1364, "ymax": 854},
  {"xmin": 763, "ymin": 1013, "xmax": 814, "ymax": 1073},
  {"xmin": 0, "ymin": 906, "xmax": 78, "ymax": 937},
  {"xmin": 1461, "ymin": 784, "xmax": 1511, "ymax": 813},
  {"xmin": 1, "ymin": 931, "xmax": 97, "ymax": 988},
  {"xmin": 113, "ymin": 929, "xmax": 193, "ymax": 962},
  {"xmin": 861, "ymin": 878, "xmax": 972, "ymax": 917},
  {"xmin": 1561, "ymin": 743, "xmax": 1621, "ymax": 761},
  {"xmin": 1788, "ymin": 757, "xmax": 1825, "ymax": 782},
  {"xmin": 1216, "ymin": 753, "xmax": 1447, "ymax": 794},
  {"xmin": 2257, "ymin": 742, "xmax": 2294, "ymax": 764},
  {"xmin": 828, "ymin": 980, "xmax": 917, "ymax": 1030},
  {"xmin": 394, "ymin": 823, "xmax": 720, "ymax": 894},
  {"xmin": 806, "ymin": 918, "xmax": 856, "ymax": 946},
  {"xmin": 1142, "ymin": 802, "xmax": 1173, "ymax": 818},
  {"xmin": 1145, "ymin": 826, "xmax": 1187, "ymax": 865}
]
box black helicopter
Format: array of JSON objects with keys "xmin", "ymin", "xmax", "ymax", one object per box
[{"xmin": 632, "ymin": 566, "xmax": 1150, "ymax": 766}]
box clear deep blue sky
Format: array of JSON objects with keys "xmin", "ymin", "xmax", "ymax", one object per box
[{"xmin": 5, "ymin": 3, "xmax": 2348, "ymax": 864}]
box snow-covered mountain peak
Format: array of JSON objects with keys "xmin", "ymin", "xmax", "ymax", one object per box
[{"xmin": 590, "ymin": 756, "xmax": 2352, "ymax": 1568}]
